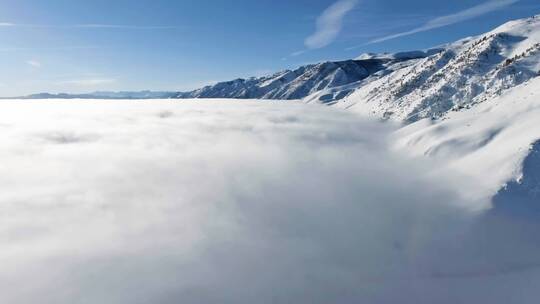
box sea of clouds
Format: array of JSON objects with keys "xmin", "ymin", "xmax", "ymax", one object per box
[{"xmin": 0, "ymin": 99, "xmax": 539, "ymax": 303}]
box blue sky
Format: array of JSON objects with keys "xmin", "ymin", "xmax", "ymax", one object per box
[{"xmin": 0, "ymin": 0, "xmax": 539, "ymax": 96}]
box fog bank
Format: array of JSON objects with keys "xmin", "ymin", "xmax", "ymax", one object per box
[{"xmin": 0, "ymin": 100, "xmax": 538, "ymax": 303}]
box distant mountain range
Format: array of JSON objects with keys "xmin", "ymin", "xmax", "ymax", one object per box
[{"xmin": 7, "ymin": 90, "xmax": 177, "ymax": 100}]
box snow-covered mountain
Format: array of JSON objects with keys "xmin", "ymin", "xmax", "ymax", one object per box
[
  {"xmin": 175, "ymin": 55, "xmax": 431, "ymax": 100},
  {"xmin": 375, "ymin": 14, "xmax": 540, "ymax": 208},
  {"xmin": 321, "ymin": 14, "xmax": 540, "ymax": 122},
  {"xmin": 175, "ymin": 15, "xmax": 539, "ymax": 127},
  {"xmin": 288, "ymin": 14, "xmax": 540, "ymax": 209}
]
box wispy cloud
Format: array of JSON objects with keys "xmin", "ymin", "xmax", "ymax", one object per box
[
  {"xmin": 0, "ymin": 46, "xmax": 99, "ymax": 52},
  {"xmin": 57, "ymin": 78, "xmax": 116, "ymax": 86},
  {"xmin": 291, "ymin": 50, "xmax": 308, "ymax": 57},
  {"xmin": 0, "ymin": 22, "xmax": 179, "ymax": 30},
  {"xmin": 305, "ymin": 0, "xmax": 359, "ymax": 49},
  {"xmin": 26, "ymin": 60, "xmax": 41, "ymax": 68},
  {"xmin": 367, "ymin": 0, "xmax": 519, "ymax": 44},
  {"xmin": 73, "ymin": 24, "xmax": 179, "ymax": 30},
  {"xmin": 283, "ymin": 0, "xmax": 358, "ymax": 59}
]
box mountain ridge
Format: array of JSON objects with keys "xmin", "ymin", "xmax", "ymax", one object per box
[{"xmin": 174, "ymin": 56, "xmax": 431, "ymax": 100}]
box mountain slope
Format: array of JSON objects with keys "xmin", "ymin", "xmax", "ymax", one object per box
[
  {"xmin": 394, "ymin": 76, "xmax": 540, "ymax": 207},
  {"xmin": 330, "ymin": 14, "xmax": 540, "ymax": 122}
]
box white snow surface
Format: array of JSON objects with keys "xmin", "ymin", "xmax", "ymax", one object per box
[
  {"xmin": 0, "ymin": 98, "xmax": 540, "ymax": 303},
  {"xmin": 394, "ymin": 76, "xmax": 540, "ymax": 204}
]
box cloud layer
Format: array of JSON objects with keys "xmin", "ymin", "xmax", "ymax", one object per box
[
  {"xmin": 0, "ymin": 99, "xmax": 539, "ymax": 303},
  {"xmin": 305, "ymin": 0, "xmax": 358, "ymax": 49}
]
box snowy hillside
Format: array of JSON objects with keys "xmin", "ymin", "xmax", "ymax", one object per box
[
  {"xmin": 330, "ymin": 14, "xmax": 540, "ymax": 122},
  {"xmin": 394, "ymin": 76, "xmax": 540, "ymax": 207}
]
